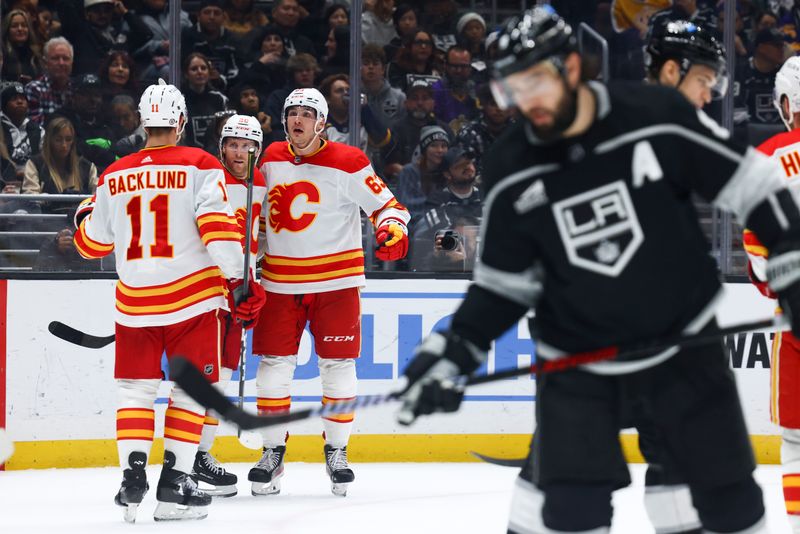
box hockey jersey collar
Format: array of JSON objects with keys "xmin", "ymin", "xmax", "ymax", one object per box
[
  {"xmin": 287, "ymin": 138, "xmax": 328, "ymax": 163},
  {"xmin": 523, "ymin": 80, "xmax": 611, "ymax": 146}
]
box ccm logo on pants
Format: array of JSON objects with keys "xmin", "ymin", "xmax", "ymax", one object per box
[{"xmin": 322, "ymin": 336, "xmax": 356, "ymax": 342}]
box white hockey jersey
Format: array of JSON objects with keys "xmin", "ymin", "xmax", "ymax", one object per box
[
  {"xmin": 258, "ymin": 139, "xmax": 409, "ymax": 294},
  {"xmin": 223, "ymin": 166, "xmax": 267, "ymax": 276},
  {"xmin": 75, "ymin": 145, "xmax": 245, "ymax": 327}
]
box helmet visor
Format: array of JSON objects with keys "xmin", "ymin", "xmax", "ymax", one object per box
[{"xmin": 490, "ymin": 64, "xmax": 562, "ymax": 110}]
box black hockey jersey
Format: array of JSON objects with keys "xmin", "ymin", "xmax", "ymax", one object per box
[{"xmin": 454, "ymin": 81, "xmax": 787, "ymax": 373}]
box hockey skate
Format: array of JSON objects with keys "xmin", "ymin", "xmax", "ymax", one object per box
[
  {"xmin": 324, "ymin": 444, "xmax": 354, "ymax": 497},
  {"xmin": 154, "ymin": 451, "xmax": 211, "ymax": 521},
  {"xmin": 192, "ymin": 451, "xmax": 237, "ymax": 497},
  {"xmin": 248, "ymin": 445, "xmax": 285, "ymax": 496},
  {"xmin": 114, "ymin": 451, "xmax": 149, "ymax": 523}
]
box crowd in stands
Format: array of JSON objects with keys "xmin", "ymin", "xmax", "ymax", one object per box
[{"xmin": 0, "ymin": 0, "xmax": 792, "ymax": 272}]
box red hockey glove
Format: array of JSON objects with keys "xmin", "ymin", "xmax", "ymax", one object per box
[
  {"xmin": 375, "ymin": 222, "xmax": 408, "ymax": 261},
  {"xmin": 226, "ymin": 278, "xmax": 267, "ymax": 328},
  {"xmin": 74, "ymin": 197, "xmax": 95, "ymax": 228}
]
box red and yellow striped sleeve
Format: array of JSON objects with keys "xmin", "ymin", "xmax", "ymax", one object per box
[
  {"xmin": 196, "ymin": 212, "xmax": 242, "ymax": 247},
  {"xmin": 74, "ymin": 220, "xmax": 115, "ymax": 259},
  {"xmin": 369, "ymin": 197, "xmax": 409, "ymax": 228},
  {"xmin": 115, "ymin": 266, "xmax": 226, "ymax": 316},
  {"xmin": 743, "ymin": 228, "xmax": 768, "ymax": 258}
]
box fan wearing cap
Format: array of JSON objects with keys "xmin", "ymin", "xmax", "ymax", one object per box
[
  {"xmin": 0, "ymin": 82, "xmax": 43, "ymax": 171},
  {"xmin": 394, "ymin": 5, "xmax": 800, "ymax": 533},
  {"xmin": 384, "ymin": 77, "xmax": 453, "ymax": 179},
  {"xmin": 734, "ymin": 27, "xmax": 788, "ymax": 125},
  {"xmin": 456, "ymin": 12, "xmax": 487, "ymax": 62},
  {"xmin": 247, "ymin": 87, "xmax": 409, "ymax": 498},
  {"xmin": 56, "ymin": 0, "xmax": 152, "ymax": 76},
  {"xmin": 181, "ymin": 0, "xmax": 243, "ymax": 91},
  {"xmin": 395, "ymin": 124, "xmax": 449, "ymax": 220},
  {"xmin": 73, "ymin": 80, "xmax": 265, "ymax": 522},
  {"xmin": 455, "ymin": 83, "xmax": 513, "ymax": 173},
  {"xmin": 741, "ymin": 56, "xmax": 800, "ymax": 533}
]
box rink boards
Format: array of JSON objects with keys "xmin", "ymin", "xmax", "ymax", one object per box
[{"xmin": 0, "ymin": 278, "xmax": 782, "ymax": 469}]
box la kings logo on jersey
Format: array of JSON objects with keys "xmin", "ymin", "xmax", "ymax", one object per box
[{"xmin": 552, "ymin": 180, "xmax": 643, "ymax": 277}]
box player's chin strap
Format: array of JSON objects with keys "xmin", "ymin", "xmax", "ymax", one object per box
[{"xmin": 284, "ymin": 118, "xmax": 326, "ymax": 153}]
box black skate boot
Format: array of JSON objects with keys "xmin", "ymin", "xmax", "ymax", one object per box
[
  {"xmin": 154, "ymin": 451, "xmax": 212, "ymax": 521},
  {"xmin": 192, "ymin": 451, "xmax": 238, "ymax": 497},
  {"xmin": 114, "ymin": 451, "xmax": 149, "ymax": 523},
  {"xmin": 324, "ymin": 444, "xmax": 354, "ymax": 497},
  {"xmin": 248, "ymin": 445, "xmax": 286, "ymax": 496}
]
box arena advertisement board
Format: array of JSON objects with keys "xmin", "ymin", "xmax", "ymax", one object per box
[{"xmin": 0, "ymin": 279, "xmax": 782, "ymax": 468}]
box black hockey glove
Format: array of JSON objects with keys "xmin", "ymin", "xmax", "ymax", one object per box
[
  {"xmin": 396, "ymin": 331, "xmax": 487, "ymax": 426},
  {"xmin": 766, "ymin": 241, "xmax": 800, "ymax": 337}
]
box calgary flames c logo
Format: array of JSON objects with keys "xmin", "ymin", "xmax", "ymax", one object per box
[{"xmin": 269, "ymin": 182, "xmax": 320, "ymax": 233}]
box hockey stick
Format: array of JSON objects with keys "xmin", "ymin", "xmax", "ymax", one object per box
[
  {"xmin": 48, "ymin": 321, "xmax": 115, "ymax": 349},
  {"xmin": 169, "ymin": 315, "xmax": 787, "ymax": 430},
  {"xmin": 235, "ymin": 146, "xmax": 258, "ymax": 445},
  {"xmin": 470, "ymin": 451, "xmax": 525, "ymax": 467}
]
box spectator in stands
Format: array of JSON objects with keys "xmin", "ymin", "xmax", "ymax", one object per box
[
  {"xmin": 362, "ymin": 0, "xmax": 398, "ymax": 47},
  {"xmin": 456, "ymin": 12, "xmax": 487, "ymax": 63},
  {"xmin": 182, "ymin": 52, "xmax": 229, "ymax": 148},
  {"xmin": 431, "ymin": 45, "xmax": 479, "ymax": 133},
  {"xmin": 384, "ymin": 78, "xmax": 451, "ymax": 180},
  {"xmin": 717, "ymin": 6, "xmax": 749, "ymax": 59},
  {"xmin": 0, "ymin": 83, "xmax": 43, "ymax": 173},
  {"xmin": 182, "ymin": 0, "xmax": 244, "ymax": 91},
  {"xmin": 386, "ymin": 30, "xmax": 440, "ymax": 91},
  {"xmin": 34, "ymin": 5, "xmax": 58, "ymax": 43},
  {"xmin": 0, "ymin": 130, "xmax": 31, "ymax": 221},
  {"xmin": 775, "ymin": 5, "xmax": 800, "ymax": 53},
  {"xmin": 110, "ymin": 94, "xmax": 146, "ymax": 157},
  {"xmin": 456, "ymin": 83, "xmax": 512, "ymax": 175},
  {"xmin": 134, "ymin": 0, "xmax": 191, "ymax": 82},
  {"xmin": 231, "ymin": 82, "xmax": 273, "ymax": 142},
  {"xmin": 2, "ymin": 9, "xmax": 42, "ymax": 84},
  {"xmin": 23, "ymin": 116, "xmax": 98, "ymax": 198},
  {"xmin": 98, "ymin": 50, "xmax": 140, "ymax": 107},
  {"xmin": 271, "ymin": 0, "xmax": 316, "ymax": 57},
  {"xmin": 222, "ymin": 0, "xmax": 269, "ymax": 38},
  {"xmin": 409, "ymin": 146, "xmax": 482, "ymax": 272},
  {"xmin": 314, "ymin": 2, "xmax": 349, "ymax": 57},
  {"xmin": 735, "ymin": 27, "xmax": 787, "ymax": 125},
  {"xmin": 58, "ymin": 74, "xmax": 117, "ymax": 172},
  {"xmin": 57, "ymin": 0, "xmax": 152, "ymax": 76},
  {"xmin": 321, "ymin": 25, "xmax": 351, "ymax": 79},
  {"xmin": 264, "ymin": 52, "xmax": 319, "ymax": 129},
  {"xmin": 34, "ymin": 207, "xmax": 106, "ymax": 271},
  {"xmin": 25, "ymin": 37, "xmax": 74, "ymax": 125},
  {"xmin": 320, "ymin": 73, "xmax": 393, "ymax": 154},
  {"xmin": 362, "ymin": 44, "xmax": 406, "ymax": 125},
  {"xmin": 395, "ymin": 124, "xmax": 448, "ymax": 221},
  {"xmin": 385, "ymin": 4, "xmax": 418, "ymax": 63},
  {"xmin": 203, "ymin": 109, "xmax": 236, "ymax": 154},
  {"xmin": 242, "ymin": 24, "xmax": 289, "ymax": 96},
  {"xmin": 420, "ymin": 0, "xmax": 458, "ymax": 53},
  {"xmin": 648, "ymin": 0, "xmax": 718, "ymax": 35}
]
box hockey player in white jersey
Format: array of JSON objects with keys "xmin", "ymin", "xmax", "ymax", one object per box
[
  {"xmin": 192, "ymin": 114, "xmax": 268, "ymax": 498},
  {"xmin": 248, "ymin": 88, "xmax": 410, "ymax": 497},
  {"xmin": 73, "ymin": 81, "xmax": 266, "ymax": 522}
]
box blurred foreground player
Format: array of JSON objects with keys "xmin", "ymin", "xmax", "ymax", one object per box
[
  {"xmin": 396, "ymin": 6, "xmax": 800, "ymax": 533},
  {"xmin": 192, "ymin": 114, "xmax": 268, "ymax": 498},
  {"xmin": 249, "ymin": 88, "xmax": 409, "ymax": 497},
  {"xmin": 73, "ymin": 80, "xmax": 265, "ymax": 522},
  {"xmin": 743, "ymin": 56, "xmax": 800, "ymax": 533}
]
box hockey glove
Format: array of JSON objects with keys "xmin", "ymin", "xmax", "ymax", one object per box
[
  {"xmin": 375, "ymin": 222, "xmax": 408, "ymax": 261},
  {"xmin": 73, "ymin": 197, "xmax": 95, "ymax": 228},
  {"xmin": 396, "ymin": 331, "xmax": 487, "ymax": 426},
  {"xmin": 226, "ymin": 278, "xmax": 267, "ymax": 328},
  {"xmin": 766, "ymin": 241, "xmax": 800, "ymax": 336}
]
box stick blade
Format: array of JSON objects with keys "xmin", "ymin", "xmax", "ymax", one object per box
[
  {"xmin": 48, "ymin": 321, "xmax": 115, "ymax": 349},
  {"xmin": 469, "ymin": 450, "xmax": 526, "ymax": 467}
]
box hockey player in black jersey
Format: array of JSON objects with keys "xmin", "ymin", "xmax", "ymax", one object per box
[{"xmin": 396, "ymin": 5, "xmax": 800, "ymax": 533}]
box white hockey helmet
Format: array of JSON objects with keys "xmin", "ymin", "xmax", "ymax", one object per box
[
  {"xmin": 282, "ymin": 88, "xmax": 328, "ymax": 132},
  {"xmin": 775, "ymin": 56, "xmax": 800, "ymax": 130},
  {"xmin": 219, "ymin": 114, "xmax": 263, "ymax": 156},
  {"xmin": 138, "ymin": 79, "xmax": 187, "ymax": 133}
]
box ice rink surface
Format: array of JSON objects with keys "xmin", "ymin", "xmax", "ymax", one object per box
[{"xmin": 0, "ymin": 462, "xmax": 793, "ymax": 533}]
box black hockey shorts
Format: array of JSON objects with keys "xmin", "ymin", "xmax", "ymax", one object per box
[{"xmin": 524, "ymin": 337, "xmax": 757, "ymax": 497}]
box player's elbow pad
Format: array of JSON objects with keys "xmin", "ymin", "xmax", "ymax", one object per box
[{"xmin": 744, "ymin": 188, "xmax": 800, "ymax": 251}]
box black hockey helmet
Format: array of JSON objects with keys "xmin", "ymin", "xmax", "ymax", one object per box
[
  {"xmin": 644, "ymin": 19, "xmax": 727, "ymax": 95},
  {"xmin": 489, "ymin": 5, "xmax": 578, "ymax": 109}
]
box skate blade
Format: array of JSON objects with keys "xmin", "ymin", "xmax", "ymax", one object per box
[
  {"xmin": 331, "ymin": 482, "xmax": 349, "ymax": 497},
  {"xmin": 196, "ymin": 481, "xmax": 237, "ymax": 498},
  {"xmin": 122, "ymin": 503, "xmax": 139, "ymax": 523},
  {"xmin": 251, "ymin": 473, "xmax": 282, "ymax": 496},
  {"xmin": 153, "ymin": 502, "xmax": 209, "ymax": 521}
]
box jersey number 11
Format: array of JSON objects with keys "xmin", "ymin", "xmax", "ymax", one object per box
[{"xmin": 126, "ymin": 194, "xmax": 174, "ymax": 260}]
